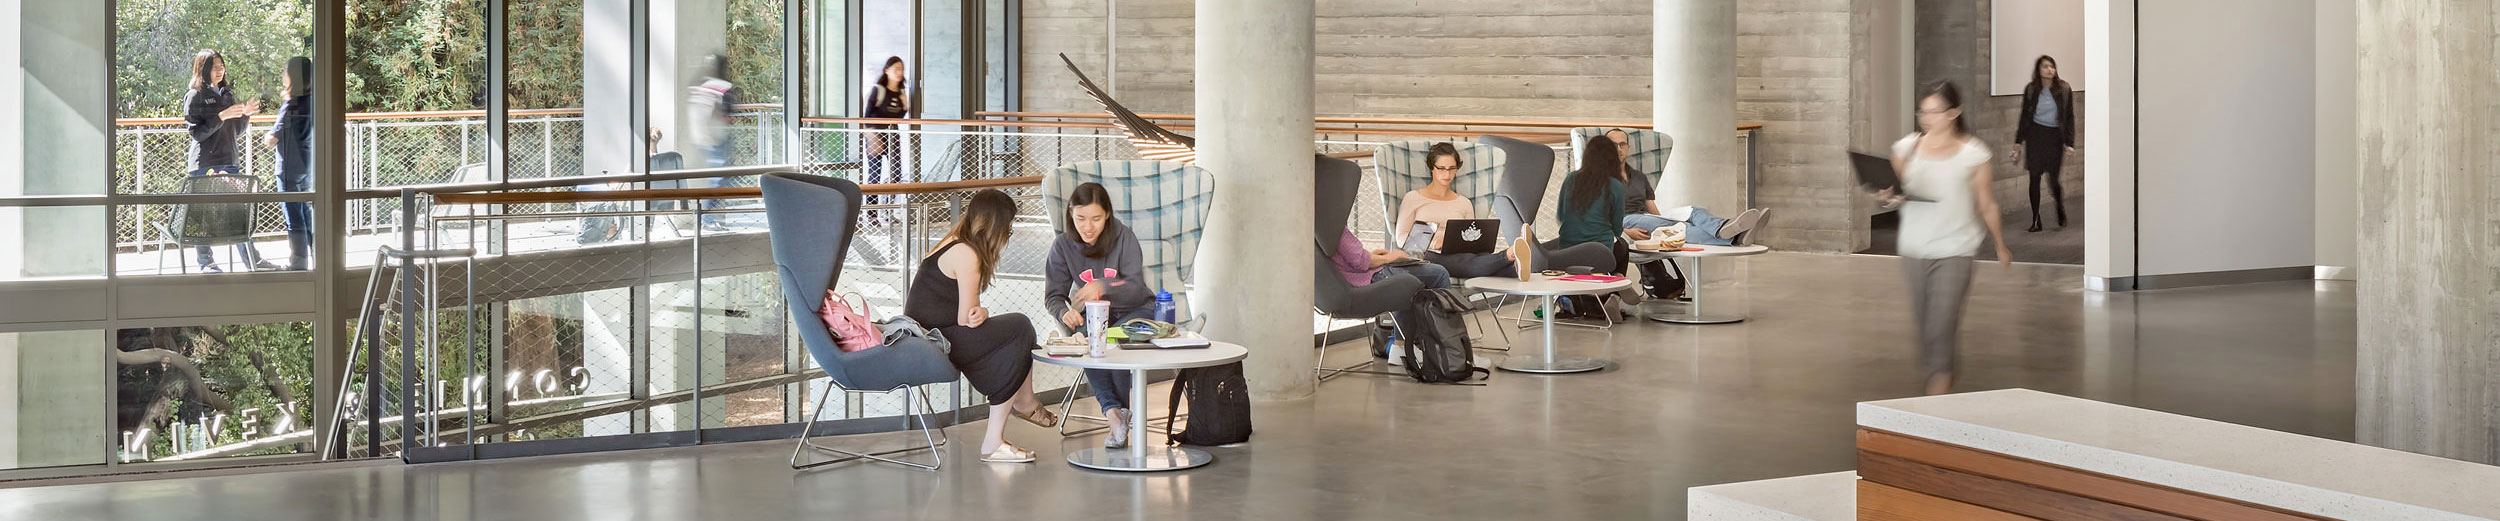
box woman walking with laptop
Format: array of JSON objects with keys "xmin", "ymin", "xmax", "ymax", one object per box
[{"xmin": 1877, "ymin": 81, "xmax": 2013, "ymax": 396}]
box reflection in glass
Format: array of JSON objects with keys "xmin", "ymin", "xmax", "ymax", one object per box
[
  {"xmin": 113, "ymin": 323, "xmax": 315, "ymax": 463},
  {"xmin": 0, "ymin": 331, "xmax": 113, "ymax": 470}
]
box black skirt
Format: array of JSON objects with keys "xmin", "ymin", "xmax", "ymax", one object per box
[
  {"xmin": 2021, "ymin": 124, "xmax": 2067, "ymax": 173},
  {"xmin": 937, "ymin": 312, "xmax": 1037, "ymax": 406}
]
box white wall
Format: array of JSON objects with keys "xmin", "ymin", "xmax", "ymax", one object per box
[
  {"xmin": 2133, "ymin": 0, "xmax": 2317, "ymax": 276},
  {"xmin": 2313, "ymin": 0, "xmax": 2356, "ymax": 275},
  {"xmin": 1992, "ymin": 0, "xmax": 2087, "ymax": 95},
  {"xmin": 2083, "ymin": 0, "xmax": 2136, "ymax": 283}
]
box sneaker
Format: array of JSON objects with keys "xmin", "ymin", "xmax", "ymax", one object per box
[{"xmin": 1716, "ymin": 208, "xmax": 1767, "ymax": 240}]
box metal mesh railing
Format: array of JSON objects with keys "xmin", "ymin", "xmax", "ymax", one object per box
[{"xmin": 109, "ymin": 108, "xmax": 786, "ymax": 256}]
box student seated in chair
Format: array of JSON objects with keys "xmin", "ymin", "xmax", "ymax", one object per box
[
  {"xmin": 1394, "ymin": 142, "xmax": 1517, "ymax": 279},
  {"xmin": 1605, "ymin": 129, "xmax": 1764, "ymax": 247},
  {"xmin": 904, "ymin": 189, "xmax": 1059, "ymax": 463},
  {"xmin": 1334, "ymin": 228, "xmax": 1451, "ymax": 291},
  {"xmin": 1044, "ymin": 182, "xmax": 1154, "ymax": 450}
]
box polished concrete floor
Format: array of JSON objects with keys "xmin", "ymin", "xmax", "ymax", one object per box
[{"xmin": 0, "ymin": 252, "xmax": 2356, "ymax": 521}]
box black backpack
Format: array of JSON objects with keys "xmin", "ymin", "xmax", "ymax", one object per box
[
  {"xmin": 1165, "ymin": 362, "xmax": 1251, "ymax": 446},
  {"xmin": 1396, "ymin": 288, "xmax": 1492, "ymax": 384}
]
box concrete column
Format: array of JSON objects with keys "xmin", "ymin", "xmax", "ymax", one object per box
[
  {"xmin": 2354, "ymin": 0, "xmax": 2500, "ymax": 465},
  {"xmin": 583, "ymin": 0, "xmax": 633, "ymax": 176},
  {"xmin": 1653, "ymin": 0, "xmax": 1741, "ymax": 212},
  {"xmin": 1195, "ymin": 0, "xmax": 1315, "ymax": 400}
]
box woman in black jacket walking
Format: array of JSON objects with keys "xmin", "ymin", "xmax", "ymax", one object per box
[
  {"xmin": 182, "ymin": 49, "xmax": 275, "ymax": 272},
  {"xmin": 2010, "ymin": 55, "xmax": 2076, "ymax": 232}
]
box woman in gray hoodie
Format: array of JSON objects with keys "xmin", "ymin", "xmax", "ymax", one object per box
[{"xmin": 1044, "ymin": 183, "xmax": 1156, "ymax": 448}]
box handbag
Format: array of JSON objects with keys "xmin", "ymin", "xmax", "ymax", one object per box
[{"xmin": 818, "ymin": 290, "xmax": 881, "ymax": 352}]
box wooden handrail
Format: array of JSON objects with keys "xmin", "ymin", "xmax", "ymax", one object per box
[
  {"xmin": 973, "ymin": 111, "xmax": 1766, "ymax": 132},
  {"xmin": 114, "ymin": 103, "xmax": 785, "ymax": 127},
  {"xmin": 429, "ymin": 175, "xmax": 1042, "ymax": 205},
  {"xmin": 798, "ymin": 116, "xmax": 1571, "ymax": 139}
]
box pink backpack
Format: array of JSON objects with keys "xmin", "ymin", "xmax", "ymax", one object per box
[{"xmin": 819, "ymin": 290, "xmax": 881, "ymax": 352}]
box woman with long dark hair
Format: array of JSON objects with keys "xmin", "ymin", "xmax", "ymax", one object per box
[
  {"xmin": 1877, "ymin": 81, "xmax": 2012, "ymax": 395},
  {"xmin": 903, "ymin": 189, "xmax": 1055, "ymax": 462},
  {"xmin": 1043, "ymin": 182, "xmax": 1154, "ymax": 449},
  {"xmin": 2010, "ymin": 55, "xmax": 2076, "ymax": 232},
  {"xmin": 861, "ymin": 57, "xmax": 910, "ymax": 212},
  {"xmin": 181, "ymin": 49, "xmax": 275, "ymax": 272},
  {"xmin": 266, "ymin": 56, "xmax": 313, "ymax": 270}
]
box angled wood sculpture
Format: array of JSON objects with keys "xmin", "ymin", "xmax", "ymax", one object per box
[{"xmin": 1059, "ymin": 53, "xmax": 1198, "ymax": 164}]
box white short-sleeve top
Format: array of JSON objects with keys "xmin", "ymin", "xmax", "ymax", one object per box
[{"xmin": 1891, "ymin": 133, "xmax": 1991, "ymax": 259}]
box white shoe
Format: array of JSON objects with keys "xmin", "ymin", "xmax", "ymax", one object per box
[{"xmin": 1104, "ymin": 408, "xmax": 1130, "ymax": 449}]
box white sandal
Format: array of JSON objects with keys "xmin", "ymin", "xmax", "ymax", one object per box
[
  {"xmin": 981, "ymin": 442, "xmax": 1036, "ymax": 463},
  {"xmin": 1105, "ymin": 408, "xmax": 1130, "ymax": 449}
]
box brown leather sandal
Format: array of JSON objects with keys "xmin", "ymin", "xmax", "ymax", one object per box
[{"xmin": 1011, "ymin": 405, "xmax": 1059, "ymax": 428}]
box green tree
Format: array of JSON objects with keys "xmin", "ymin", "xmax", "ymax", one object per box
[{"xmin": 114, "ymin": 0, "xmax": 313, "ymax": 118}]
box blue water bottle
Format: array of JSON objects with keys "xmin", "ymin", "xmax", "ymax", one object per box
[{"xmin": 1154, "ymin": 290, "xmax": 1177, "ymax": 324}]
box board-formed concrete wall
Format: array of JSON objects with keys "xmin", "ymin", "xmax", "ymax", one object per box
[{"xmin": 1021, "ymin": 0, "xmax": 1881, "ymax": 251}]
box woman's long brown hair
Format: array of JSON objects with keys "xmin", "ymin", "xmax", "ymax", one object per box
[{"xmin": 935, "ymin": 189, "xmax": 1019, "ymax": 290}]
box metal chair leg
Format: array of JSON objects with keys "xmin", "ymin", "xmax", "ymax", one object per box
[
  {"xmin": 791, "ymin": 384, "xmax": 947, "ymax": 471},
  {"xmin": 1317, "ymin": 314, "xmax": 1403, "ymax": 383}
]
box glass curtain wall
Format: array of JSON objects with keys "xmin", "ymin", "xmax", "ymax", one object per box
[{"xmin": 2, "ymin": 0, "xmax": 1016, "ymax": 474}]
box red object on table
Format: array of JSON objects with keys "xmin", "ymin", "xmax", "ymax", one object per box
[{"xmin": 1555, "ymin": 274, "xmax": 1626, "ymax": 283}]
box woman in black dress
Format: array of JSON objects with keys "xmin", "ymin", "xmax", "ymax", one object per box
[
  {"xmin": 2011, "ymin": 55, "xmax": 2076, "ymax": 232},
  {"xmin": 904, "ymin": 188, "xmax": 1056, "ymax": 463}
]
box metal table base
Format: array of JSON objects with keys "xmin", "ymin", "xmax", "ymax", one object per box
[
  {"xmin": 1067, "ymin": 446, "xmax": 1215, "ymax": 472},
  {"xmin": 1498, "ymin": 295, "xmax": 1611, "ymax": 374},
  {"xmin": 1648, "ymin": 255, "xmax": 1747, "ymax": 325}
]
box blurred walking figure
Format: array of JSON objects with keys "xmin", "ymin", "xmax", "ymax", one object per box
[{"xmin": 1877, "ymin": 81, "xmax": 2013, "ymax": 396}]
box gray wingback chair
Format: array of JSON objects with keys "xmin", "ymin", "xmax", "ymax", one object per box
[
  {"xmin": 1313, "ymin": 154, "xmax": 1426, "ymax": 382},
  {"xmin": 1476, "ymin": 135, "xmax": 1612, "ymax": 272},
  {"xmin": 763, "ymin": 173, "xmax": 956, "ymax": 471}
]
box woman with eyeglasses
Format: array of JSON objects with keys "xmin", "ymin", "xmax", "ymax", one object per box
[
  {"xmin": 1875, "ymin": 80, "xmax": 2013, "ymax": 396},
  {"xmin": 1393, "ymin": 142, "xmax": 1514, "ymax": 279}
]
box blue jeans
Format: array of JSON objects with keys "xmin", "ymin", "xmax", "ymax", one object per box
[
  {"xmin": 700, "ymin": 142, "xmax": 734, "ymax": 227},
  {"xmin": 1373, "ymin": 261, "xmax": 1451, "ymax": 289},
  {"xmin": 1623, "ymin": 207, "xmax": 1735, "ymax": 246},
  {"xmin": 1085, "ymin": 306, "xmax": 1158, "ymax": 411}
]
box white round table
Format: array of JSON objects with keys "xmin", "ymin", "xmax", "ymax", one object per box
[
  {"xmin": 1463, "ymin": 275, "xmax": 1634, "ymax": 374},
  {"xmin": 1639, "ymin": 244, "xmax": 1770, "ymax": 324},
  {"xmin": 1031, "ymin": 340, "xmax": 1247, "ymax": 472}
]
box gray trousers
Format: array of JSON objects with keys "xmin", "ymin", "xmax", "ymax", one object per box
[{"xmin": 1900, "ymin": 256, "xmax": 1975, "ymax": 379}]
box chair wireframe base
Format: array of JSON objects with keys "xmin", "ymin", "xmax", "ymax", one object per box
[
  {"xmin": 790, "ymin": 384, "xmax": 948, "ymax": 471},
  {"xmin": 1315, "ymin": 313, "xmax": 1409, "ymax": 383}
]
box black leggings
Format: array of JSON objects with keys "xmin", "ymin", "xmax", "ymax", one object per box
[
  {"xmin": 2028, "ymin": 169, "xmax": 2066, "ymax": 223},
  {"xmin": 937, "ymin": 313, "xmax": 1037, "ymax": 406}
]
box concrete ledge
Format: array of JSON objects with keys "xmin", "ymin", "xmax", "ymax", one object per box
[{"xmin": 1687, "ymin": 471, "xmax": 1857, "ymax": 521}]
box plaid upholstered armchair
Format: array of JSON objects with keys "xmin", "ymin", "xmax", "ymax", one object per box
[
  {"xmin": 1041, "ymin": 160, "xmax": 1214, "ymax": 435},
  {"xmin": 1043, "ymin": 160, "xmax": 1215, "ymax": 323},
  {"xmin": 1371, "ymin": 140, "xmax": 1521, "ymax": 280}
]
